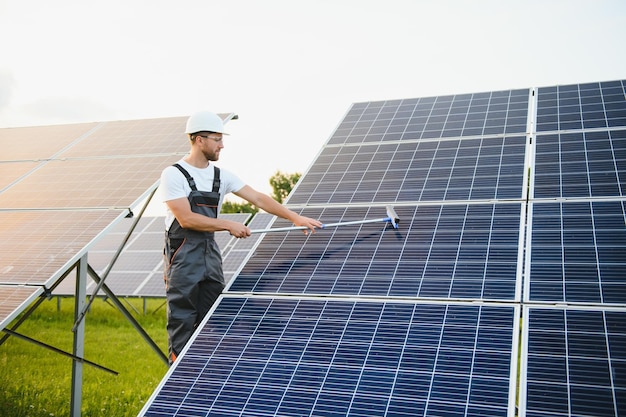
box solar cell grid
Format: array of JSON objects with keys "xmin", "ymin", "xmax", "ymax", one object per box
[
  {"xmin": 0, "ymin": 285, "xmax": 44, "ymax": 330},
  {"xmin": 57, "ymin": 117, "xmax": 188, "ymax": 158},
  {"xmin": 536, "ymin": 80, "xmax": 626, "ymax": 132},
  {"xmin": 521, "ymin": 307, "xmax": 626, "ymax": 417},
  {"xmin": 0, "ymin": 161, "xmax": 40, "ymax": 191},
  {"xmin": 0, "ymin": 122, "xmax": 98, "ymax": 161},
  {"xmin": 528, "ymin": 200, "xmax": 626, "ymax": 305},
  {"xmin": 533, "ymin": 128, "xmax": 626, "ymax": 198},
  {"xmin": 140, "ymin": 297, "xmax": 517, "ymax": 417}
]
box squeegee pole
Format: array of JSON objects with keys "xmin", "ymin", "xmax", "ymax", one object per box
[
  {"xmin": 322, "ymin": 217, "xmax": 390, "ymax": 228},
  {"xmin": 250, "ymin": 206, "xmax": 399, "ymax": 234},
  {"xmin": 251, "ymin": 217, "xmax": 394, "ymax": 234}
]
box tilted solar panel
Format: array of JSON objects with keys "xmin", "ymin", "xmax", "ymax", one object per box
[
  {"xmin": 328, "ymin": 89, "xmax": 528, "ymax": 145},
  {"xmin": 140, "ymin": 297, "xmax": 518, "ymax": 417},
  {"xmin": 520, "ymin": 307, "xmax": 626, "ymax": 417},
  {"xmin": 527, "ymin": 200, "xmax": 626, "ymax": 305},
  {"xmin": 536, "ymin": 80, "xmax": 626, "ymax": 132},
  {"xmin": 230, "ymin": 204, "xmax": 523, "ymax": 301},
  {"xmin": 534, "ymin": 129, "xmax": 626, "ymax": 199},
  {"xmin": 290, "ymin": 135, "xmax": 528, "ymax": 205}
]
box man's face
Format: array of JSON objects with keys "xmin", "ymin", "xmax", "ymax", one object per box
[{"xmin": 196, "ymin": 134, "xmax": 224, "ymax": 161}]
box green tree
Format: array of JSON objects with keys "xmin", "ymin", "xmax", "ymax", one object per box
[
  {"xmin": 220, "ymin": 171, "xmax": 301, "ymax": 214},
  {"xmin": 269, "ymin": 170, "xmax": 301, "ymax": 204},
  {"xmin": 221, "ymin": 200, "xmax": 258, "ymax": 214}
]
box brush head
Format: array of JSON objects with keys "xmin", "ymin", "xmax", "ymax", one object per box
[{"xmin": 385, "ymin": 206, "xmax": 400, "ymax": 229}]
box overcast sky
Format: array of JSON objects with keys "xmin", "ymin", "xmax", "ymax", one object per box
[{"xmin": 1, "ymin": 0, "xmax": 625, "ymax": 199}]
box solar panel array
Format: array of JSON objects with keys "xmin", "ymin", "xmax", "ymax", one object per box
[
  {"xmin": 0, "ymin": 115, "xmax": 237, "ymax": 330},
  {"xmin": 522, "ymin": 81, "xmax": 626, "ymax": 417},
  {"xmin": 140, "ymin": 80, "xmax": 626, "ymax": 417}
]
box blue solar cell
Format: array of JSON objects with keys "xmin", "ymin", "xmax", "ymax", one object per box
[{"xmin": 140, "ymin": 298, "xmax": 516, "ymax": 417}]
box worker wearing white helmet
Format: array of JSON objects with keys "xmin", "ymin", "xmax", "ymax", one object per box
[{"xmin": 160, "ymin": 111, "xmax": 321, "ymax": 363}]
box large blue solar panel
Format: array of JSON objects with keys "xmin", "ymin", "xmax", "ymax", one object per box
[
  {"xmin": 527, "ymin": 200, "xmax": 626, "ymax": 305},
  {"xmin": 140, "ymin": 297, "xmax": 518, "ymax": 417},
  {"xmin": 230, "ymin": 203, "xmax": 523, "ymax": 301},
  {"xmin": 520, "ymin": 307, "xmax": 626, "ymax": 417},
  {"xmin": 290, "ymin": 135, "xmax": 527, "ymax": 205}
]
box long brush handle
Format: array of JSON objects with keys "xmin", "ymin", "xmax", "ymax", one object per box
[{"xmin": 250, "ymin": 217, "xmax": 393, "ymax": 234}]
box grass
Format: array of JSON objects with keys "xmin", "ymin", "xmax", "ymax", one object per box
[{"xmin": 0, "ymin": 297, "xmax": 170, "ymax": 417}]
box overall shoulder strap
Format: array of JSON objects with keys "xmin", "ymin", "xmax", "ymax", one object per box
[
  {"xmin": 212, "ymin": 166, "xmax": 221, "ymax": 193},
  {"xmin": 173, "ymin": 163, "xmax": 197, "ymax": 191}
]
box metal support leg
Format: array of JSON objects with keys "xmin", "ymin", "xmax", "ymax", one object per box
[{"xmin": 70, "ymin": 254, "xmax": 88, "ymax": 417}]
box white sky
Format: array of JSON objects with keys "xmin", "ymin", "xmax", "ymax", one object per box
[{"xmin": 1, "ymin": 0, "xmax": 625, "ymax": 200}]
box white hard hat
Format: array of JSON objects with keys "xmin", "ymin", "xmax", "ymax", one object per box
[{"xmin": 185, "ymin": 111, "xmax": 228, "ymax": 135}]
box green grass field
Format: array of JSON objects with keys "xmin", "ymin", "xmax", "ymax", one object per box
[{"xmin": 0, "ymin": 297, "xmax": 170, "ymax": 417}]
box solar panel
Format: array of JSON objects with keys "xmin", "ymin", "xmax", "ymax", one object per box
[
  {"xmin": 140, "ymin": 297, "xmax": 518, "ymax": 417},
  {"xmin": 533, "ymin": 129, "xmax": 626, "ymax": 199},
  {"xmin": 328, "ymin": 89, "xmax": 528, "ymax": 145},
  {"xmin": 290, "ymin": 135, "xmax": 528, "ymax": 205},
  {"xmin": 230, "ymin": 204, "xmax": 523, "ymax": 301},
  {"xmin": 520, "ymin": 306, "xmax": 626, "ymax": 417},
  {"xmin": 527, "ymin": 200, "xmax": 626, "ymax": 305},
  {"xmin": 0, "ymin": 210, "xmax": 125, "ymax": 286},
  {"xmin": 536, "ymin": 80, "xmax": 626, "ymax": 132},
  {"xmin": 0, "ymin": 209, "xmax": 124, "ymax": 327}
]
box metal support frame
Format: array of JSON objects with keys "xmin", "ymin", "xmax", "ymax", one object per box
[
  {"xmin": 73, "ymin": 187, "xmax": 158, "ymax": 332},
  {"xmin": 87, "ymin": 265, "xmax": 168, "ymax": 365}
]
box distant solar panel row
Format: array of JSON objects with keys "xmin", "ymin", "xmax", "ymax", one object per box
[
  {"xmin": 230, "ymin": 204, "xmax": 522, "ymax": 301},
  {"xmin": 141, "ymin": 297, "xmax": 517, "ymax": 417},
  {"xmin": 328, "ymin": 89, "xmax": 528, "ymax": 145},
  {"xmin": 290, "ymin": 135, "xmax": 527, "ymax": 205},
  {"xmin": 51, "ymin": 213, "xmax": 263, "ymax": 297}
]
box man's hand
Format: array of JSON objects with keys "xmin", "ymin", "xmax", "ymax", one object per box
[
  {"xmin": 293, "ymin": 215, "xmax": 323, "ymax": 235},
  {"xmin": 227, "ymin": 221, "xmax": 251, "ymax": 239}
]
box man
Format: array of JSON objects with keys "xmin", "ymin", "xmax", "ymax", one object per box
[{"xmin": 160, "ymin": 110, "xmax": 321, "ymax": 363}]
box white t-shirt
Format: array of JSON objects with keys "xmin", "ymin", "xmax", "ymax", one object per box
[{"xmin": 160, "ymin": 159, "xmax": 246, "ymax": 230}]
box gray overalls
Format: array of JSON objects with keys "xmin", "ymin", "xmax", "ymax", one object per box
[{"xmin": 164, "ymin": 163, "xmax": 224, "ymax": 363}]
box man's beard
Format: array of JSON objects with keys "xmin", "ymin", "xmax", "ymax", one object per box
[{"xmin": 203, "ymin": 150, "xmax": 219, "ymax": 161}]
